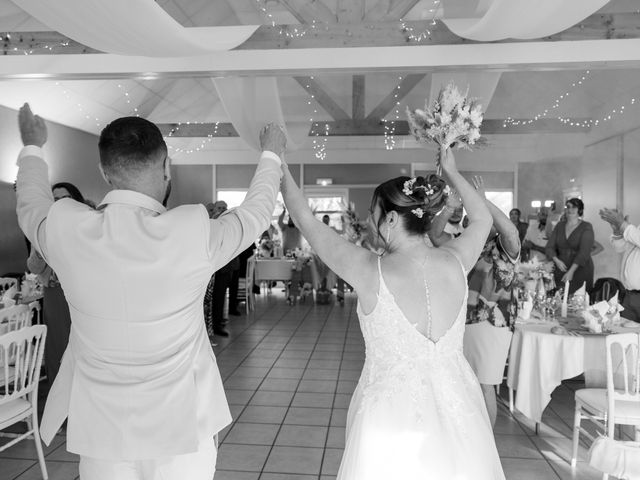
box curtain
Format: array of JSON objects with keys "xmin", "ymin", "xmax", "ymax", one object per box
[
  {"xmin": 12, "ymin": 0, "xmax": 258, "ymax": 56},
  {"xmin": 443, "ymin": 0, "xmax": 610, "ymax": 41}
]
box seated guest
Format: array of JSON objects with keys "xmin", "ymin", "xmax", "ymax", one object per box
[
  {"xmin": 546, "ymin": 198, "xmax": 594, "ymax": 295},
  {"xmin": 600, "ymin": 207, "xmax": 640, "ymax": 322}
]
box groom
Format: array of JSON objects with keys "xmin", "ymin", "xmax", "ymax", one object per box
[{"xmin": 15, "ymin": 103, "xmax": 286, "ymax": 479}]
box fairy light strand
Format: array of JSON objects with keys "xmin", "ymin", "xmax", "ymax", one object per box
[
  {"xmin": 166, "ymin": 122, "xmax": 219, "ymax": 154},
  {"xmin": 303, "ymin": 76, "xmax": 329, "ymax": 160},
  {"xmin": 254, "ymin": 0, "xmax": 313, "ymax": 38},
  {"xmin": 383, "ymin": 76, "xmax": 405, "ymax": 150},
  {"xmin": 400, "ymin": 0, "xmax": 442, "ymax": 42}
]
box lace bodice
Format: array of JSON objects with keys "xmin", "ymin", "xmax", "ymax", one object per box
[{"xmin": 355, "ymin": 256, "xmax": 476, "ymax": 424}]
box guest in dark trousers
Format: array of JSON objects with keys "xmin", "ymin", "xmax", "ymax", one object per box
[
  {"xmin": 228, "ymin": 244, "xmax": 256, "ymax": 315},
  {"xmin": 600, "ymin": 207, "xmax": 640, "ymax": 322},
  {"xmin": 204, "ymin": 201, "xmax": 235, "ymax": 337}
]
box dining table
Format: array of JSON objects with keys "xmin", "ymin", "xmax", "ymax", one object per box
[{"xmin": 507, "ymin": 314, "xmax": 640, "ymax": 424}]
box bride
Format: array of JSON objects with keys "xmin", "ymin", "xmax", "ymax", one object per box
[{"xmin": 280, "ymin": 147, "xmax": 505, "ymax": 479}]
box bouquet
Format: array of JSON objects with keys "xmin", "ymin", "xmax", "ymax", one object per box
[{"xmin": 406, "ymin": 82, "xmax": 484, "ymax": 173}]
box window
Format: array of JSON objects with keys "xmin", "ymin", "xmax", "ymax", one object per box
[
  {"xmin": 485, "ymin": 191, "xmax": 513, "ymax": 216},
  {"xmin": 304, "ymin": 188, "xmax": 348, "ymax": 231}
]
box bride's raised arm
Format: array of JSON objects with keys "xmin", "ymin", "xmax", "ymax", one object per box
[
  {"xmin": 279, "ymin": 164, "xmax": 375, "ymax": 291},
  {"xmin": 439, "ymin": 147, "xmax": 492, "ymax": 271}
]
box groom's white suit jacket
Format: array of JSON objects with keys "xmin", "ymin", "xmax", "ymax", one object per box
[{"xmin": 16, "ymin": 145, "xmax": 282, "ymax": 460}]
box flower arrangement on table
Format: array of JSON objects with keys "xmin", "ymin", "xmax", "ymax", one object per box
[
  {"xmin": 258, "ymin": 237, "xmax": 274, "ymax": 257},
  {"xmin": 406, "ymin": 82, "xmax": 485, "ymax": 174}
]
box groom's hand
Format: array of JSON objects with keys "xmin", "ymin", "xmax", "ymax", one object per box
[
  {"xmin": 260, "ymin": 123, "xmax": 286, "ymax": 158},
  {"xmin": 18, "ymin": 103, "xmax": 47, "ymax": 147}
]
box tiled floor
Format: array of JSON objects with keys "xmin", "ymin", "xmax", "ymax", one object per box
[{"xmin": 0, "ymin": 291, "xmax": 622, "ymax": 479}]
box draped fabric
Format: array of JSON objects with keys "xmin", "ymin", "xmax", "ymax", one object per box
[
  {"xmin": 213, "ymin": 77, "xmax": 308, "ymax": 151},
  {"xmin": 11, "ymin": 0, "xmax": 258, "ymax": 56},
  {"xmin": 443, "ymin": 0, "xmax": 610, "ymax": 41}
]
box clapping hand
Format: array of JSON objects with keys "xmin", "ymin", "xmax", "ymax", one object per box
[
  {"xmin": 260, "ymin": 123, "xmax": 287, "ymax": 158},
  {"xmin": 18, "ymin": 103, "xmax": 47, "ymax": 147},
  {"xmin": 445, "ymin": 189, "xmax": 462, "ymax": 210},
  {"xmin": 599, "ymin": 207, "xmax": 627, "ymax": 234}
]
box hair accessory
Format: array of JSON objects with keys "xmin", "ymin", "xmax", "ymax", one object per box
[
  {"xmin": 411, "ymin": 208, "xmax": 425, "ymax": 218},
  {"xmin": 403, "ymin": 178, "xmax": 435, "ymax": 197}
]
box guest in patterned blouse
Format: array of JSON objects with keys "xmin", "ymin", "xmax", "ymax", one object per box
[{"xmin": 464, "ymin": 176, "xmax": 520, "ymax": 428}]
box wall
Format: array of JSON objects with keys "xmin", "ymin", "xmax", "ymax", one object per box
[{"xmin": 0, "ymin": 105, "xmax": 103, "ymax": 275}]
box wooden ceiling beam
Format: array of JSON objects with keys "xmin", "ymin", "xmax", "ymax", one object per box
[
  {"xmin": 352, "ymin": 75, "xmax": 365, "ymax": 120},
  {"xmin": 156, "ymin": 119, "xmax": 591, "ymax": 137},
  {"xmin": 365, "ymin": 0, "xmax": 392, "ymax": 22},
  {"xmin": 384, "ymin": 0, "xmax": 421, "ymax": 21},
  {"xmin": 337, "ymin": 0, "xmax": 365, "ymax": 24},
  {"xmin": 277, "ymin": 0, "xmax": 336, "ymax": 24},
  {"xmin": 366, "ymin": 73, "xmax": 426, "ymax": 121},
  {"xmin": 293, "ymin": 75, "xmax": 351, "ymax": 121}
]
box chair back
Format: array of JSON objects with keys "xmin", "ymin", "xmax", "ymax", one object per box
[
  {"xmin": 0, "ymin": 277, "xmax": 18, "ymax": 293},
  {"xmin": 0, "ymin": 325, "xmax": 47, "ymax": 406},
  {"xmin": 606, "ymin": 332, "xmax": 640, "ymax": 435},
  {"xmin": 0, "ymin": 305, "xmax": 31, "ymax": 336},
  {"xmin": 591, "ymin": 277, "xmax": 626, "ymax": 304}
]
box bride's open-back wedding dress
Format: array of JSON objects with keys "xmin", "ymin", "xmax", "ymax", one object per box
[{"xmin": 337, "ymin": 256, "xmax": 505, "ymax": 480}]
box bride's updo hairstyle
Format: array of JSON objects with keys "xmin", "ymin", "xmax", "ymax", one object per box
[{"xmin": 370, "ymin": 174, "xmax": 448, "ymax": 240}]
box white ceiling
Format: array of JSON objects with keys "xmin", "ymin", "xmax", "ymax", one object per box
[{"xmin": 0, "ymin": 0, "xmax": 639, "ymax": 160}]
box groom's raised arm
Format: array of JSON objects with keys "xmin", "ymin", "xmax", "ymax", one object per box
[
  {"xmin": 15, "ymin": 103, "xmax": 54, "ymax": 260},
  {"xmin": 206, "ymin": 124, "xmax": 286, "ymax": 270}
]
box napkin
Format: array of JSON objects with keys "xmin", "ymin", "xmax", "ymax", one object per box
[
  {"xmin": 1, "ymin": 285, "xmax": 17, "ymax": 307},
  {"xmin": 581, "ymin": 300, "xmax": 611, "ymax": 333},
  {"xmin": 520, "ymin": 294, "xmax": 533, "ymax": 320}
]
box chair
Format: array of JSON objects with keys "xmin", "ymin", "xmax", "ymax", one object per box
[
  {"xmin": 0, "ymin": 305, "xmax": 32, "ymax": 336},
  {"xmin": 590, "ymin": 277, "xmax": 626, "ymax": 304},
  {"xmin": 0, "ymin": 325, "xmax": 48, "ymax": 479},
  {"xmin": 0, "ymin": 277, "xmax": 18, "ymax": 293},
  {"xmin": 571, "ymin": 332, "xmax": 640, "ymax": 476}
]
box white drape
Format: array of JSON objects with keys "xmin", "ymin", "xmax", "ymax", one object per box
[
  {"xmin": 213, "ymin": 77, "xmax": 308, "ymax": 151},
  {"xmin": 443, "ymin": 0, "xmax": 610, "ymax": 41},
  {"xmin": 12, "ymin": 0, "xmax": 258, "ymax": 56}
]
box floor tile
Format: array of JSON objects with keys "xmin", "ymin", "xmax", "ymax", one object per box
[
  {"xmin": 214, "ymin": 471, "xmax": 260, "ymax": 480},
  {"xmin": 291, "ymin": 392, "xmax": 334, "ymax": 409},
  {"xmin": 14, "ymin": 460, "xmax": 78, "ymax": 480},
  {"xmin": 501, "ymin": 458, "xmax": 560, "ymax": 479},
  {"xmin": 224, "ymin": 423, "xmax": 280, "ymax": 446},
  {"xmin": 259, "ymin": 474, "xmax": 316, "ymax": 480},
  {"xmin": 250, "ymin": 390, "xmax": 295, "ymax": 407},
  {"xmin": 297, "ymin": 380, "xmax": 337, "ymax": 394},
  {"xmin": 284, "ymin": 408, "xmax": 332, "ymax": 427},
  {"xmin": 495, "ymin": 434, "xmax": 543, "ymax": 459},
  {"xmin": 275, "ymin": 425, "xmax": 328, "ymax": 448},
  {"xmin": 321, "ymin": 448, "xmax": 344, "ymax": 476},
  {"xmin": 238, "ymin": 406, "xmax": 288, "ymax": 424},
  {"xmin": 217, "ymin": 444, "xmax": 271, "ymax": 472},
  {"xmin": 0, "ymin": 434, "xmax": 64, "ymax": 460},
  {"xmin": 0, "ymin": 458, "xmax": 37, "ymax": 480},
  {"xmin": 263, "ymin": 446, "xmax": 324, "ymax": 475},
  {"xmin": 326, "ymin": 427, "xmax": 345, "ymax": 449},
  {"xmin": 226, "ymin": 389, "xmax": 256, "ymax": 406}
]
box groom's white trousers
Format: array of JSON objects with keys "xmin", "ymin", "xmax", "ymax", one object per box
[{"xmin": 79, "ymin": 437, "xmax": 217, "ymax": 480}]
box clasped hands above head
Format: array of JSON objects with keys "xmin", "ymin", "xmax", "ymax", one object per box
[{"xmin": 259, "ymin": 123, "xmax": 287, "ymax": 158}]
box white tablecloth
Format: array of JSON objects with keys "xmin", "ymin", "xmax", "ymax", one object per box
[{"xmin": 507, "ymin": 320, "xmax": 640, "ymax": 422}]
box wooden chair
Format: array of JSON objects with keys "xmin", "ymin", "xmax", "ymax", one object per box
[
  {"xmin": 572, "ymin": 332, "xmax": 640, "ymax": 478},
  {"xmin": 0, "ymin": 325, "xmax": 48, "ymax": 479},
  {"xmin": 0, "ymin": 305, "xmax": 32, "ymax": 336}
]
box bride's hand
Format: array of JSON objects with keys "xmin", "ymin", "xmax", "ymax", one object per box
[{"xmin": 439, "ymin": 146, "xmax": 456, "ymax": 173}]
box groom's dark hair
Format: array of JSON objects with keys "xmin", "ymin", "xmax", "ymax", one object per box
[{"xmin": 98, "ymin": 117, "xmax": 167, "ymax": 178}]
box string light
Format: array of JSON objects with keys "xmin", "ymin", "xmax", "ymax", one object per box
[
  {"xmin": 2, "ymin": 33, "xmax": 73, "ymax": 55},
  {"xmin": 166, "ymin": 122, "xmax": 219, "ymax": 154},
  {"xmin": 383, "ymin": 76, "xmax": 404, "ymax": 150},
  {"xmin": 117, "ymin": 83, "xmax": 140, "ymax": 116},
  {"xmin": 503, "ymin": 71, "xmax": 591, "ymax": 127},
  {"xmin": 254, "ymin": 0, "xmax": 314, "ymax": 38},
  {"xmin": 400, "ymin": 0, "xmax": 441, "ymax": 42},
  {"xmin": 55, "ymin": 82, "xmax": 103, "ymax": 128},
  {"xmin": 502, "ymin": 70, "xmax": 639, "ymax": 129},
  {"xmin": 299, "ymin": 76, "xmax": 330, "ymax": 160}
]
